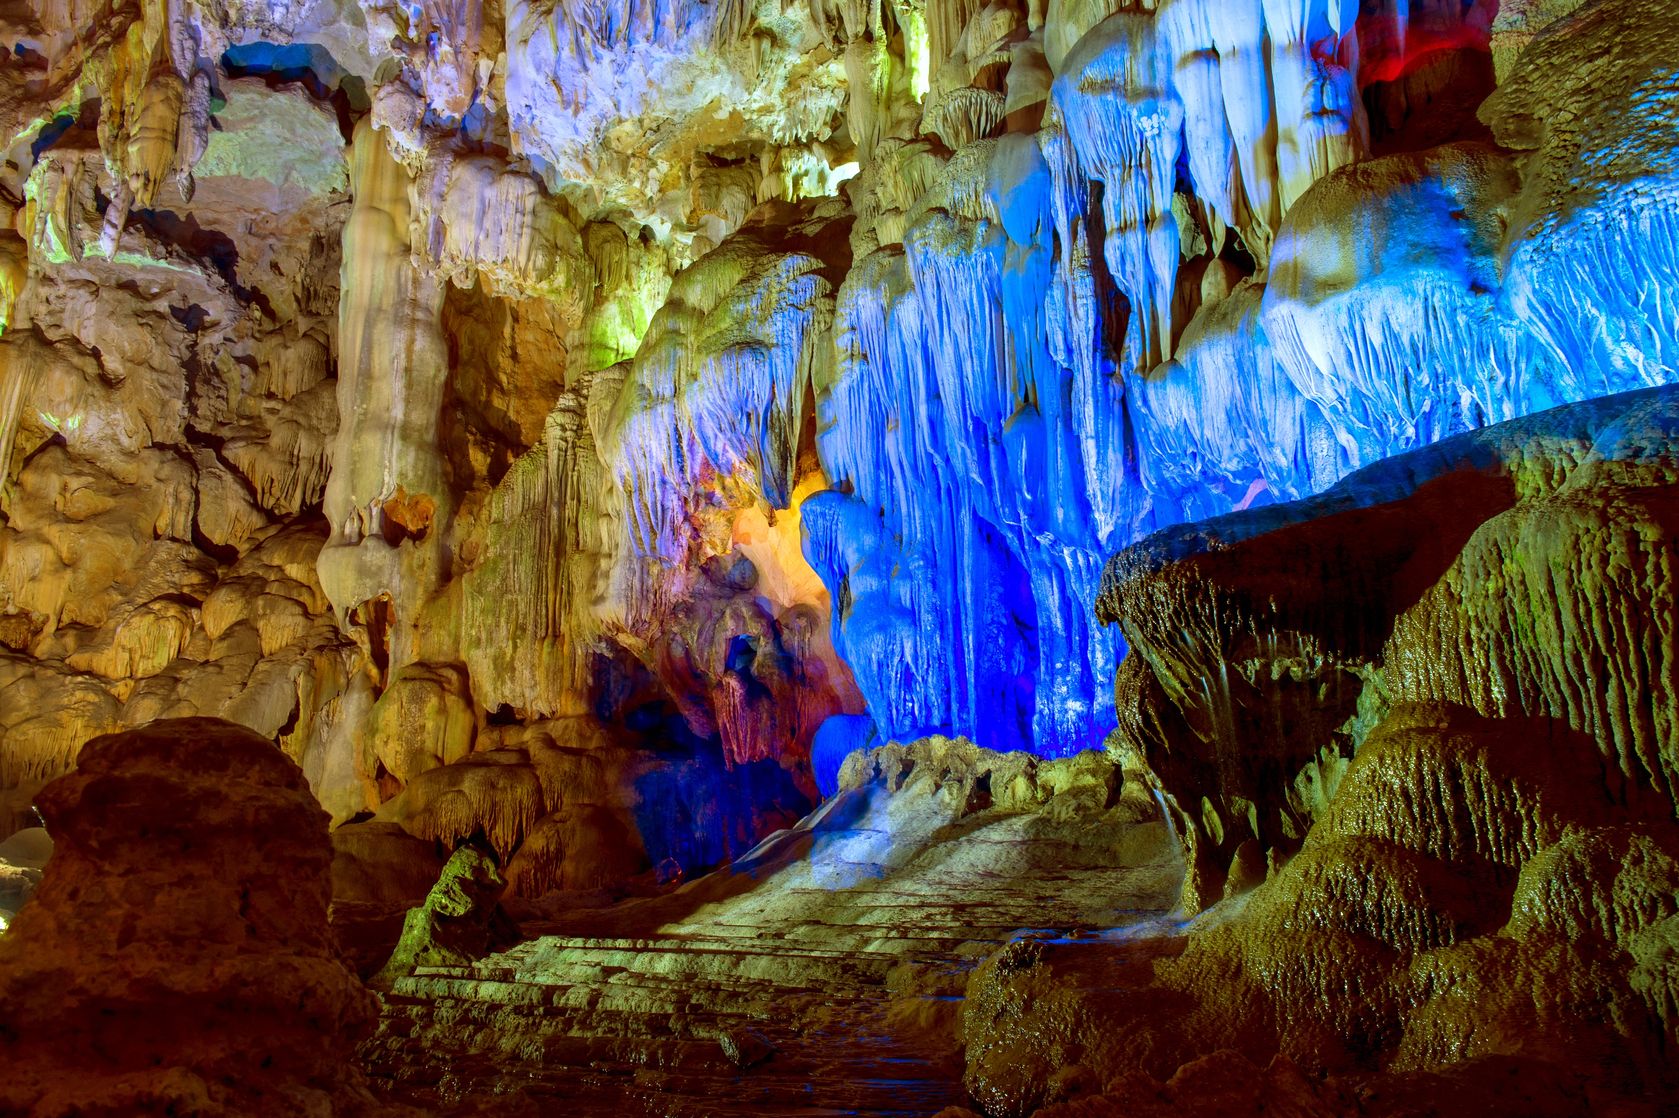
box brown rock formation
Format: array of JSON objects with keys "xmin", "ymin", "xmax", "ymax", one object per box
[
  {"xmin": 963, "ymin": 702, "xmax": 1679, "ymax": 1116},
  {"xmin": 0, "ymin": 717, "xmax": 385, "ymax": 1117}
]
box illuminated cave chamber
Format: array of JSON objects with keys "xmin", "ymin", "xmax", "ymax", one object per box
[{"xmin": 2, "ymin": 0, "xmax": 1679, "ymax": 1113}]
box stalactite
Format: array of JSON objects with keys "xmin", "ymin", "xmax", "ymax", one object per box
[
  {"xmin": 457, "ymin": 377, "xmax": 608, "ymax": 718},
  {"xmin": 1130, "ymin": 282, "xmax": 1337, "ymax": 527},
  {"xmin": 1260, "ymin": 142, "xmax": 1563, "ymax": 472},
  {"xmin": 599, "ymin": 217, "xmax": 839, "ymax": 565},
  {"xmin": 1264, "ymin": 0, "xmax": 1369, "ymax": 210},
  {"xmin": 318, "ymin": 121, "xmax": 450, "ymax": 675},
  {"xmin": 807, "ymin": 135, "xmax": 1140, "ymax": 754},
  {"xmin": 5, "ymin": 0, "xmax": 1679, "ymax": 943},
  {"xmin": 1052, "ymin": 11, "xmax": 1182, "ymax": 373},
  {"xmin": 378, "ymin": 755, "xmax": 546, "ymax": 861},
  {"xmin": 1483, "ymin": 0, "xmax": 1679, "ymax": 394}
]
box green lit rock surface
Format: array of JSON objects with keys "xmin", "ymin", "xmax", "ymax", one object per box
[
  {"xmin": 197, "ymin": 83, "xmax": 350, "ymax": 198},
  {"xmin": 2, "ymin": 1, "xmax": 1678, "ymax": 1113},
  {"xmin": 372, "ymin": 844, "xmax": 518, "ymax": 990},
  {"xmin": 1098, "ymin": 386, "xmax": 1679, "ymax": 910}
]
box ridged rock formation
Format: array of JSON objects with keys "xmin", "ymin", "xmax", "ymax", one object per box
[
  {"xmin": 962, "ymin": 703, "xmax": 1679, "ymax": 1116},
  {"xmin": 950, "ymin": 386, "xmax": 1679, "ymax": 1116},
  {"xmin": 1099, "ymin": 384, "xmax": 1679, "ymax": 909},
  {"xmin": 0, "ymin": 718, "xmax": 385, "ymax": 1117}
]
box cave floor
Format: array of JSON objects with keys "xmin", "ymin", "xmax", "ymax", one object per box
[{"xmin": 362, "ymin": 779, "xmax": 1183, "ymax": 1115}]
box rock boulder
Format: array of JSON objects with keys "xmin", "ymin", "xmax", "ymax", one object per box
[{"xmin": 0, "ymin": 717, "xmax": 384, "ymax": 1117}]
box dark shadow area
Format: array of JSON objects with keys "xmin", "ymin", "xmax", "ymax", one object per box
[{"xmin": 220, "ymin": 41, "xmax": 367, "ymax": 141}]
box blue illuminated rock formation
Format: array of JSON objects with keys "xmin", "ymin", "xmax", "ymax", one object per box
[
  {"xmin": 797, "ymin": 0, "xmax": 1679, "ymax": 757},
  {"xmin": 805, "ymin": 135, "xmax": 1130, "ymax": 757}
]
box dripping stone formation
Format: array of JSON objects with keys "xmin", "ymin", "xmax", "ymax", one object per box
[{"xmin": 1, "ymin": 0, "xmax": 1678, "ymax": 1114}]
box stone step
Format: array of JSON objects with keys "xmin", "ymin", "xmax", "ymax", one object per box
[
  {"xmin": 359, "ymin": 794, "xmax": 1183, "ymax": 1115},
  {"xmin": 400, "ymin": 945, "xmax": 927, "ymax": 997},
  {"xmin": 404, "ymin": 957, "xmax": 878, "ymax": 985}
]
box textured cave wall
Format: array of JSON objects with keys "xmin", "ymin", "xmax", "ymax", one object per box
[
  {"xmin": 0, "ymin": 62, "xmax": 359, "ymax": 834},
  {"xmin": 2, "ymin": 0, "xmax": 1678, "ymax": 900}
]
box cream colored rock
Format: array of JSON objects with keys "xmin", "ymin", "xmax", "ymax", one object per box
[
  {"xmin": 3, "ymin": 13, "xmax": 1678, "ymax": 1110},
  {"xmin": 0, "ymin": 227, "xmax": 25, "ymax": 334},
  {"xmin": 415, "ymin": 154, "xmax": 591, "ymax": 299},
  {"xmin": 374, "ymin": 751, "xmax": 543, "ymax": 859},
  {"xmin": 192, "ymin": 447, "xmax": 270, "ymax": 551},
  {"xmin": 363, "ymin": 662, "xmax": 476, "ymax": 783},
  {"xmin": 319, "ymin": 119, "xmax": 451, "ymax": 672},
  {"xmin": 456, "ymin": 377, "xmax": 612, "ymax": 716}
]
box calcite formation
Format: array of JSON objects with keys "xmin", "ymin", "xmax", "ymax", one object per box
[
  {"xmin": 1, "ymin": 0, "xmax": 1678, "ymax": 1110},
  {"xmin": 958, "ymin": 703, "xmax": 1679, "ymax": 1114},
  {"xmin": 1099, "ymin": 385, "xmax": 1679, "ymax": 909}
]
